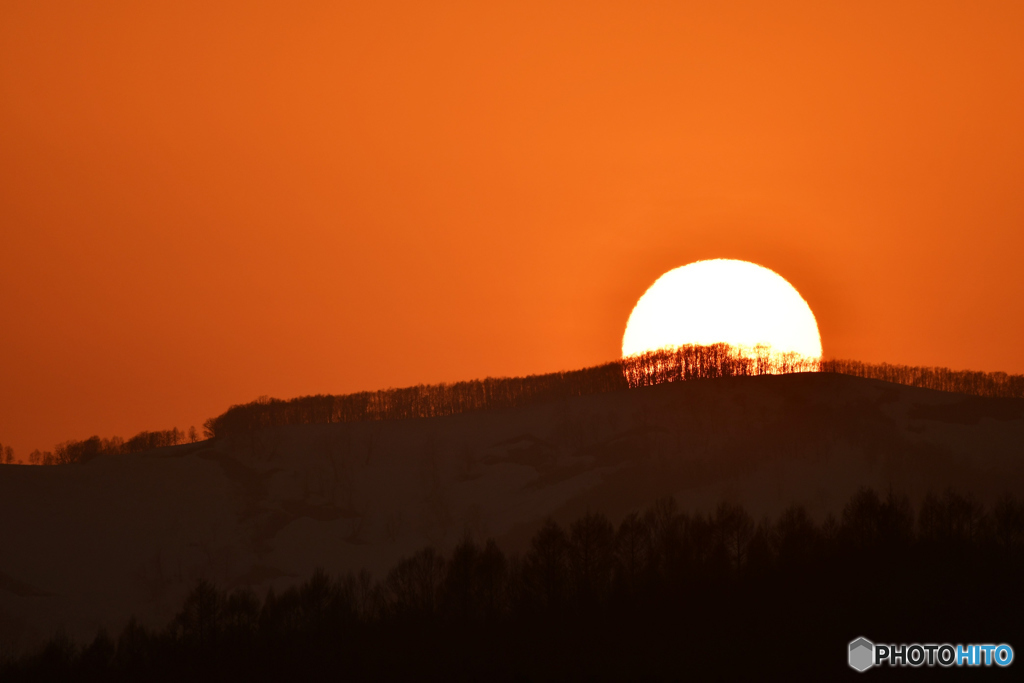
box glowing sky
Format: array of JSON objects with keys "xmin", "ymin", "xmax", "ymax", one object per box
[{"xmin": 2, "ymin": 1, "xmax": 1023, "ymax": 455}]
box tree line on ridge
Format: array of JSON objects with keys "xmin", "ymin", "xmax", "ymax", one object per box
[
  {"xmin": 200, "ymin": 343, "xmax": 1024, "ymax": 440},
  {"xmin": 10, "ymin": 427, "xmax": 200, "ymax": 466},
  {"xmin": 8, "ymin": 343, "xmax": 1023, "ymax": 463}
]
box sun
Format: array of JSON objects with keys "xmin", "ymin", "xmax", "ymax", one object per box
[{"xmin": 622, "ymin": 259, "xmax": 822, "ymax": 360}]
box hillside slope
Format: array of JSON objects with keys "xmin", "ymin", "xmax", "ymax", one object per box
[{"xmin": 1, "ymin": 372, "xmax": 1022, "ymax": 651}]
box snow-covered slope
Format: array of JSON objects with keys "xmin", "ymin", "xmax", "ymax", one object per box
[{"xmin": 1, "ymin": 372, "xmax": 1022, "ymax": 651}]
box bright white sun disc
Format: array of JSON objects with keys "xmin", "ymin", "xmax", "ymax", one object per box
[{"xmin": 622, "ymin": 259, "xmax": 822, "ymax": 359}]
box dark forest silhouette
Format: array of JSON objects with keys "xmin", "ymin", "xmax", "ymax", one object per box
[
  {"xmin": 22, "ymin": 427, "xmax": 197, "ymax": 466},
  {"xmin": 4, "ymin": 487, "xmax": 1023, "ymax": 681},
  {"xmin": 202, "ymin": 344, "xmax": 1024, "ymax": 440}
]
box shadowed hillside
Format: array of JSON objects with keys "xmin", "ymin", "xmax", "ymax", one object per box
[
  {"xmin": 29, "ymin": 346, "xmax": 1023, "ymax": 464},
  {"xmin": 1, "ymin": 370, "xmax": 1022, "ymax": 657},
  {"xmin": 201, "ymin": 346, "xmax": 1024, "ymax": 440}
]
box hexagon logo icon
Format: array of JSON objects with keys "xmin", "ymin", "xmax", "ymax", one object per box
[{"xmin": 849, "ymin": 637, "xmax": 874, "ymax": 672}]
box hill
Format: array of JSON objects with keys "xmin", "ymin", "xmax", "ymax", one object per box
[{"xmin": 1, "ymin": 371, "xmax": 1023, "ymax": 654}]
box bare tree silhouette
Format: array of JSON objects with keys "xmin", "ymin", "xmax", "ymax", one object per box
[{"xmin": 197, "ymin": 344, "xmax": 1024, "ymax": 441}]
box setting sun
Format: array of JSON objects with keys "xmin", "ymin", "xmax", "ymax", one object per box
[{"xmin": 621, "ymin": 259, "xmax": 823, "ymax": 360}]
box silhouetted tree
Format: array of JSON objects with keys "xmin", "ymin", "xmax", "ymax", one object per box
[
  {"xmin": 114, "ymin": 618, "xmax": 151, "ymax": 672},
  {"xmin": 524, "ymin": 519, "xmax": 569, "ymax": 611},
  {"xmin": 222, "ymin": 588, "xmax": 261, "ymax": 638},
  {"xmin": 297, "ymin": 568, "xmax": 352, "ymax": 634},
  {"xmin": 567, "ymin": 511, "xmax": 615, "ymax": 605},
  {"xmin": 774, "ymin": 505, "xmax": 821, "ymax": 569},
  {"xmin": 613, "ymin": 512, "xmax": 650, "ymax": 592},
  {"xmin": 644, "ymin": 496, "xmax": 683, "ymax": 578},
  {"xmin": 714, "ymin": 502, "xmax": 755, "ymax": 573},
  {"xmin": 992, "ymin": 493, "xmax": 1024, "ymax": 565},
  {"xmin": 475, "ymin": 539, "xmax": 508, "ymax": 620},
  {"xmin": 442, "ymin": 536, "xmax": 486, "ymax": 621},
  {"xmin": 744, "ymin": 519, "xmax": 774, "ymax": 577},
  {"xmin": 175, "ymin": 579, "xmax": 224, "ymax": 647},
  {"xmin": 384, "ymin": 547, "xmax": 446, "ymax": 618},
  {"xmin": 54, "ymin": 436, "xmax": 103, "ymax": 464},
  {"xmin": 78, "ymin": 629, "xmax": 115, "ymax": 677},
  {"xmin": 919, "ymin": 489, "xmax": 986, "ymax": 549}
]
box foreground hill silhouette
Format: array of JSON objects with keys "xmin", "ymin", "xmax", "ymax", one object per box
[
  {"xmin": 5, "ymin": 487, "xmax": 1023, "ymax": 681},
  {"xmin": 2, "ymin": 361, "xmax": 1023, "ymax": 660}
]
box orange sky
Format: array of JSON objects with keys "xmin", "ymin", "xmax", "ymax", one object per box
[{"xmin": 2, "ymin": 1, "xmax": 1023, "ymax": 457}]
